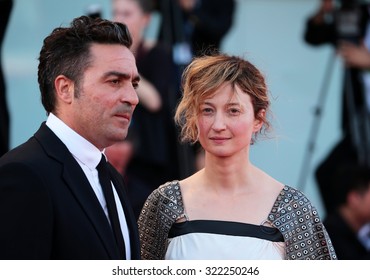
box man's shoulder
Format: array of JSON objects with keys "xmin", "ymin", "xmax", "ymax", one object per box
[{"xmin": 0, "ymin": 134, "xmax": 41, "ymax": 164}]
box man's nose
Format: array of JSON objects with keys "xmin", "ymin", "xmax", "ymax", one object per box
[{"xmin": 121, "ymin": 86, "xmax": 139, "ymax": 106}]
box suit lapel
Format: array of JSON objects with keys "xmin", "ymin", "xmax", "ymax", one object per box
[{"xmin": 34, "ymin": 123, "xmax": 120, "ymax": 259}]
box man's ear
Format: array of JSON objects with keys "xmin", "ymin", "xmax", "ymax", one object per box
[
  {"xmin": 54, "ymin": 75, "xmax": 74, "ymax": 104},
  {"xmin": 143, "ymin": 13, "xmax": 151, "ymax": 27}
]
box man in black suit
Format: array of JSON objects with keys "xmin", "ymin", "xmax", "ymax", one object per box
[{"xmin": 0, "ymin": 16, "xmax": 141, "ymax": 259}]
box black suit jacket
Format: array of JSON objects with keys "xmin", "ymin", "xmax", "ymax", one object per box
[{"xmin": 0, "ymin": 123, "xmax": 140, "ymax": 259}]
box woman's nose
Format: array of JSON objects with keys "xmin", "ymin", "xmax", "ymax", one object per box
[{"xmin": 212, "ymin": 112, "xmax": 227, "ymax": 131}]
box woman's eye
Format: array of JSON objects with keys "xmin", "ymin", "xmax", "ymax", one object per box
[
  {"xmin": 229, "ymin": 108, "xmax": 241, "ymax": 115},
  {"xmin": 201, "ymin": 107, "xmax": 213, "ymax": 114}
]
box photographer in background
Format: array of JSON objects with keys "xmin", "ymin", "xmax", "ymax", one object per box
[{"xmin": 304, "ymin": 0, "xmax": 370, "ymax": 215}]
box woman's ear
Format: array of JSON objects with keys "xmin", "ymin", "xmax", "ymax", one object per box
[
  {"xmin": 253, "ymin": 109, "xmax": 266, "ymax": 132},
  {"xmin": 54, "ymin": 75, "xmax": 74, "ymax": 104}
]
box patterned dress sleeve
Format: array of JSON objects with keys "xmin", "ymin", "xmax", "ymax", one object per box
[
  {"xmin": 268, "ymin": 186, "xmax": 337, "ymax": 260},
  {"xmin": 137, "ymin": 181, "xmax": 184, "ymax": 260}
]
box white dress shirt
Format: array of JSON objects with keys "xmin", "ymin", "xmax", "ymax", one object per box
[{"xmin": 46, "ymin": 113, "xmax": 131, "ymax": 259}]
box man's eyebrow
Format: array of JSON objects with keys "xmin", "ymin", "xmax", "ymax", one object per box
[
  {"xmin": 103, "ymin": 71, "xmax": 140, "ymax": 82},
  {"xmin": 133, "ymin": 74, "xmax": 140, "ymax": 83},
  {"xmin": 104, "ymin": 71, "xmax": 128, "ymax": 78}
]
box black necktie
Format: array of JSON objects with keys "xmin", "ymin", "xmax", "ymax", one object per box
[{"xmin": 97, "ymin": 155, "xmax": 126, "ymax": 259}]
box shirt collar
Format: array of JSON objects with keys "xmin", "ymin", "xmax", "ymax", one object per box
[{"xmin": 46, "ymin": 113, "xmax": 103, "ymax": 170}]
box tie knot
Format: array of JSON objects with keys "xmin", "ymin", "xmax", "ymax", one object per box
[{"xmin": 97, "ymin": 154, "xmax": 108, "ymax": 173}]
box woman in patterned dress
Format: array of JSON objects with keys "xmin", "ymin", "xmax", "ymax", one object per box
[{"xmin": 138, "ymin": 53, "xmax": 337, "ymax": 260}]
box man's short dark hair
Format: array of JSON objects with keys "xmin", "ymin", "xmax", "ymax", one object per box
[{"xmin": 38, "ymin": 15, "xmax": 132, "ymax": 113}]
